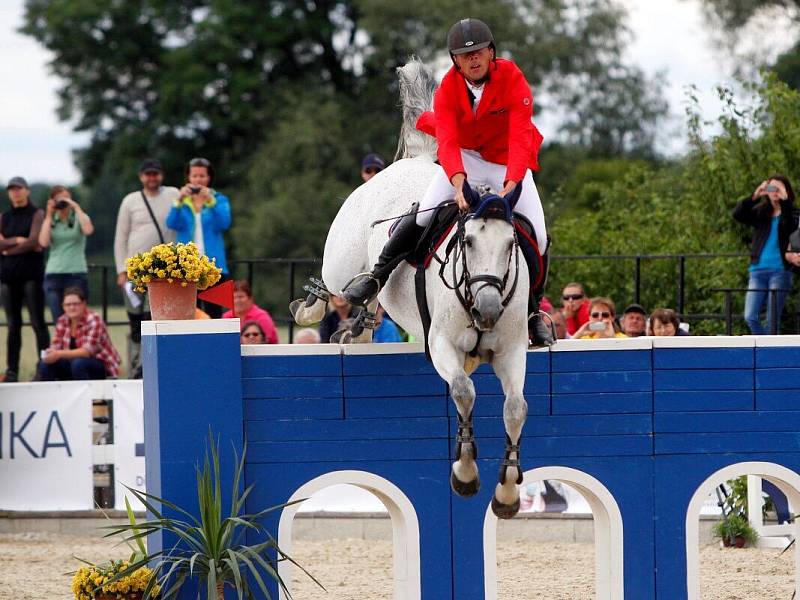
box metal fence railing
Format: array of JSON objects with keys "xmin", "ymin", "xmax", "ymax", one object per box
[{"xmin": 3, "ymin": 253, "xmax": 799, "ymax": 339}]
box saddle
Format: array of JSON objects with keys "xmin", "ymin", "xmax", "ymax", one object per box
[{"xmin": 389, "ymin": 201, "xmax": 460, "ymax": 269}]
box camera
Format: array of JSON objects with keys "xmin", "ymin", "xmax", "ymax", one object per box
[
  {"xmin": 54, "ymin": 199, "xmax": 69, "ymax": 210},
  {"xmin": 190, "ymin": 186, "xmax": 201, "ymax": 194},
  {"xmin": 765, "ymin": 185, "xmax": 779, "ymax": 193},
  {"xmin": 589, "ymin": 321, "xmax": 606, "ymax": 332}
]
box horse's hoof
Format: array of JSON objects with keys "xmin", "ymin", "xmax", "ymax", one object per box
[
  {"xmin": 491, "ymin": 495, "xmax": 520, "ymax": 519},
  {"xmin": 450, "ymin": 471, "xmax": 480, "ymax": 497}
]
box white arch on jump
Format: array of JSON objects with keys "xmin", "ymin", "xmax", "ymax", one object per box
[
  {"xmin": 686, "ymin": 461, "xmax": 800, "ymax": 599},
  {"xmin": 277, "ymin": 470, "xmax": 421, "ymax": 600},
  {"xmin": 482, "ymin": 466, "xmax": 624, "ymax": 599}
]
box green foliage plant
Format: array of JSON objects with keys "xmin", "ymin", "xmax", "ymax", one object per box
[
  {"xmin": 712, "ymin": 513, "xmax": 759, "ymax": 547},
  {"xmin": 103, "ymin": 436, "xmax": 318, "ymax": 600}
]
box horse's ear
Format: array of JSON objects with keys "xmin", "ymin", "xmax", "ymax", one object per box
[
  {"xmin": 503, "ymin": 181, "xmax": 522, "ymax": 211},
  {"xmin": 462, "ymin": 182, "xmax": 480, "ymax": 208}
]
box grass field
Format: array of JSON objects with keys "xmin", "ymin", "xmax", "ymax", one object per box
[{"xmin": 0, "ymin": 306, "xmax": 293, "ymax": 381}]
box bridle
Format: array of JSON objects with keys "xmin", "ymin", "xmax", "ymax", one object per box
[{"xmin": 435, "ymin": 211, "xmax": 520, "ymax": 330}]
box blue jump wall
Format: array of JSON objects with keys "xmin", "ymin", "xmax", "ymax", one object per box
[{"xmin": 142, "ymin": 321, "xmax": 800, "ymax": 600}]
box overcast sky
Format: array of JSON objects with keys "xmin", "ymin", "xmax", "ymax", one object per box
[{"xmin": 0, "ymin": 0, "xmax": 792, "ymax": 185}]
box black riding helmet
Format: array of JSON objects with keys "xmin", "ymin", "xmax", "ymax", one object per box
[{"xmin": 447, "ymin": 18, "xmax": 495, "ymax": 57}]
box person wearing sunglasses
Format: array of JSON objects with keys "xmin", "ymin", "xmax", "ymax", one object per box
[
  {"xmin": 167, "ymin": 157, "xmax": 231, "ymax": 318},
  {"xmin": 572, "ymin": 297, "xmax": 627, "ymax": 339},
  {"xmin": 560, "ymin": 282, "xmax": 590, "ymax": 337},
  {"xmin": 240, "ymin": 321, "xmax": 266, "ymax": 345},
  {"xmin": 361, "ymin": 153, "xmax": 385, "ymax": 182}
]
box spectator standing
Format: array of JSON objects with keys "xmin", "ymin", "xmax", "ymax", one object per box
[
  {"xmin": 619, "ymin": 303, "xmax": 647, "ymax": 337},
  {"xmin": 0, "ymin": 177, "xmax": 50, "ymax": 382},
  {"xmin": 222, "ymin": 280, "xmax": 279, "ymax": 344},
  {"xmin": 361, "ymin": 153, "xmax": 385, "ymax": 182},
  {"xmin": 561, "ymin": 282, "xmax": 590, "ymax": 336},
  {"xmin": 240, "ymin": 321, "xmax": 266, "ymax": 345},
  {"xmin": 113, "ymin": 159, "xmax": 179, "ymax": 377},
  {"xmin": 319, "ymin": 295, "xmax": 359, "ymax": 343},
  {"xmin": 167, "ymin": 157, "xmax": 231, "ymax": 318},
  {"xmin": 732, "ymin": 175, "xmax": 796, "ymax": 334},
  {"xmin": 573, "ymin": 297, "xmax": 627, "ymax": 339},
  {"xmin": 37, "ymin": 287, "xmax": 120, "ymax": 380},
  {"xmin": 38, "ymin": 186, "xmax": 94, "ymax": 322}
]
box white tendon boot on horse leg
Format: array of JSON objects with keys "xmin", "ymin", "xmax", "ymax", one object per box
[{"xmin": 490, "ymin": 349, "xmax": 529, "ymax": 519}]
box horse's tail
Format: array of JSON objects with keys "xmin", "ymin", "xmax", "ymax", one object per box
[{"xmin": 395, "ymin": 57, "xmax": 438, "ymax": 161}]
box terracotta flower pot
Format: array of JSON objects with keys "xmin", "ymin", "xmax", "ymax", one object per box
[
  {"xmin": 147, "ymin": 280, "xmax": 197, "ymax": 320},
  {"xmin": 722, "ymin": 535, "xmax": 747, "ymax": 548}
]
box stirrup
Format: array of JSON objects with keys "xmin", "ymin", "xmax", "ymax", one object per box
[
  {"xmin": 302, "ymin": 277, "xmax": 331, "ymax": 304},
  {"xmin": 529, "ymin": 310, "xmax": 556, "ymax": 348}
]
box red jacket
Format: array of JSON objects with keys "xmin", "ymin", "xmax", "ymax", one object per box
[{"xmin": 416, "ymin": 58, "xmax": 543, "ymax": 184}]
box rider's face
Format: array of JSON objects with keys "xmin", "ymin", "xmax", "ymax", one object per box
[{"xmin": 453, "ymin": 47, "xmax": 493, "ymax": 83}]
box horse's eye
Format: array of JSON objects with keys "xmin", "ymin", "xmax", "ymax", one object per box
[{"xmin": 465, "ymin": 237, "xmax": 474, "ymax": 248}]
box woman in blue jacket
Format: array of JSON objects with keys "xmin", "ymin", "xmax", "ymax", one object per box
[{"xmin": 167, "ymin": 157, "xmax": 231, "ymax": 317}]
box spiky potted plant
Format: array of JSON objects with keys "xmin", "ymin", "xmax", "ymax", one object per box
[
  {"xmin": 712, "ymin": 513, "xmax": 759, "ymax": 548},
  {"xmin": 102, "ymin": 435, "xmax": 319, "ymax": 599}
]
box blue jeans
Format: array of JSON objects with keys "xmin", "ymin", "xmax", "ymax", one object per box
[
  {"xmin": 37, "ymin": 357, "xmax": 106, "ymax": 381},
  {"xmin": 743, "ymin": 269, "xmax": 792, "ymax": 334},
  {"xmin": 44, "ymin": 273, "xmax": 89, "ymax": 322}
]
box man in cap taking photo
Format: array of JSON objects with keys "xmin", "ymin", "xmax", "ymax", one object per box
[
  {"xmin": 113, "ymin": 159, "xmax": 179, "ymax": 377},
  {"xmin": 342, "ymin": 18, "xmax": 553, "ymax": 346}
]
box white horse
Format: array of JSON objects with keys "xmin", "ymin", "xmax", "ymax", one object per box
[{"xmin": 292, "ymin": 60, "xmax": 530, "ymax": 518}]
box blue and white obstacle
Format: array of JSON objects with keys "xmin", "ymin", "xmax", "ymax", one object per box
[{"xmin": 142, "ymin": 320, "xmax": 800, "ymax": 599}]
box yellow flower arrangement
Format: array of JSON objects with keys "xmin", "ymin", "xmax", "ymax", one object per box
[
  {"xmin": 71, "ymin": 560, "xmax": 160, "ymax": 600},
  {"xmin": 125, "ymin": 242, "xmax": 221, "ymax": 292}
]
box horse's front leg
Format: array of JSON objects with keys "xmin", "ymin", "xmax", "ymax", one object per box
[
  {"xmin": 490, "ymin": 349, "xmax": 528, "ymax": 519},
  {"xmin": 430, "ymin": 336, "xmax": 480, "ymax": 497}
]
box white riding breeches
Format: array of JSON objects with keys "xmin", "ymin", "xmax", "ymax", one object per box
[{"xmin": 417, "ymin": 149, "xmax": 548, "ymax": 250}]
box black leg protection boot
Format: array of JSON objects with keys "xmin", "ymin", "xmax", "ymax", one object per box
[
  {"xmin": 342, "ymin": 206, "xmax": 424, "ymax": 307},
  {"xmin": 515, "ymin": 225, "xmax": 555, "ymax": 348}
]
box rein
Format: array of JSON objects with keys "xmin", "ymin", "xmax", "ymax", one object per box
[{"xmin": 434, "ymin": 213, "xmax": 520, "ymax": 333}]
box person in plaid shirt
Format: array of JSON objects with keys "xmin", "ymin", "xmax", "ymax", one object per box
[{"xmin": 37, "ymin": 286, "xmax": 120, "ymax": 380}]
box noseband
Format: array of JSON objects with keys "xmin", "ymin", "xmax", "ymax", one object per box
[{"xmin": 437, "ymin": 213, "xmax": 520, "ymax": 329}]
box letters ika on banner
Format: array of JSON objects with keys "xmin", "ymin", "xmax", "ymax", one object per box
[{"xmin": 0, "ymin": 383, "xmax": 93, "ymax": 510}]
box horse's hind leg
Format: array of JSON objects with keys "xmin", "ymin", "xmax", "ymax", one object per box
[
  {"xmin": 430, "ymin": 339, "xmax": 480, "ymax": 496},
  {"xmin": 490, "ymin": 350, "xmax": 528, "ymax": 519}
]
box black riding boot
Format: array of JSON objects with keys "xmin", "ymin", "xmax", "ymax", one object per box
[
  {"xmin": 516, "ymin": 225, "xmax": 555, "ymax": 347},
  {"xmin": 342, "ymin": 208, "xmax": 425, "ymax": 307}
]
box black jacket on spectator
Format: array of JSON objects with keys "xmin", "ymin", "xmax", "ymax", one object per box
[
  {"xmin": 732, "ymin": 196, "xmax": 798, "ymax": 270},
  {"xmin": 0, "ymin": 203, "xmax": 45, "ymax": 283}
]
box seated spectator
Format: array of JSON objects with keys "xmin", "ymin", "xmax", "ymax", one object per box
[
  {"xmin": 38, "ymin": 185, "xmax": 94, "ymax": 322},
  {"xmin": 649, "ymin": 308, "xmax": 689, "ymax": 336},
  {"xmin": 561, "ymin": 282, "xmax": 590, "ymax": 336},
  {"xmin": 373, "ymin": 305, "xmax": 402, "ymax": 343},
  {"xmin": 361, "ymin": 153, "xmax": 385, "ymax": 182},
  {"xmin": 549, "ymin": 308, "xmax": 568, "ymax": 340},
  {"xmin": 320, "ymin": 295, "xmax": 359, "ymax": 343},
  {"xmin": 295, "ymin": 328, "xmax": 321, "ymax": 344},
  {"xmin": 240, "ymin": 321, "xmax": 266, "ymax": 345},
  {"xmin": 620, "ymin": 303, "xmax": 647, "ymax": 337},
  {"xmin": 572, "ymin": 297, "xmax": 627, "ymax": 339},
  {"xmin": 222, "ymin": 280, "xmax": 279, "ymax": 343},
  {"xmin": 37, "ymin": 287, "xmax": 120, "ymax": 380}
]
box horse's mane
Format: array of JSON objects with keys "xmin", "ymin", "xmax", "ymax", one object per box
[{"xmin": 394, "ymin": 57, "xmax": 438, "ymax": 161}]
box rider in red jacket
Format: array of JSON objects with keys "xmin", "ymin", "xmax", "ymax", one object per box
[{"xmin": 343, "ymin": 18, "xmax": 553, "ymax": 346}]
